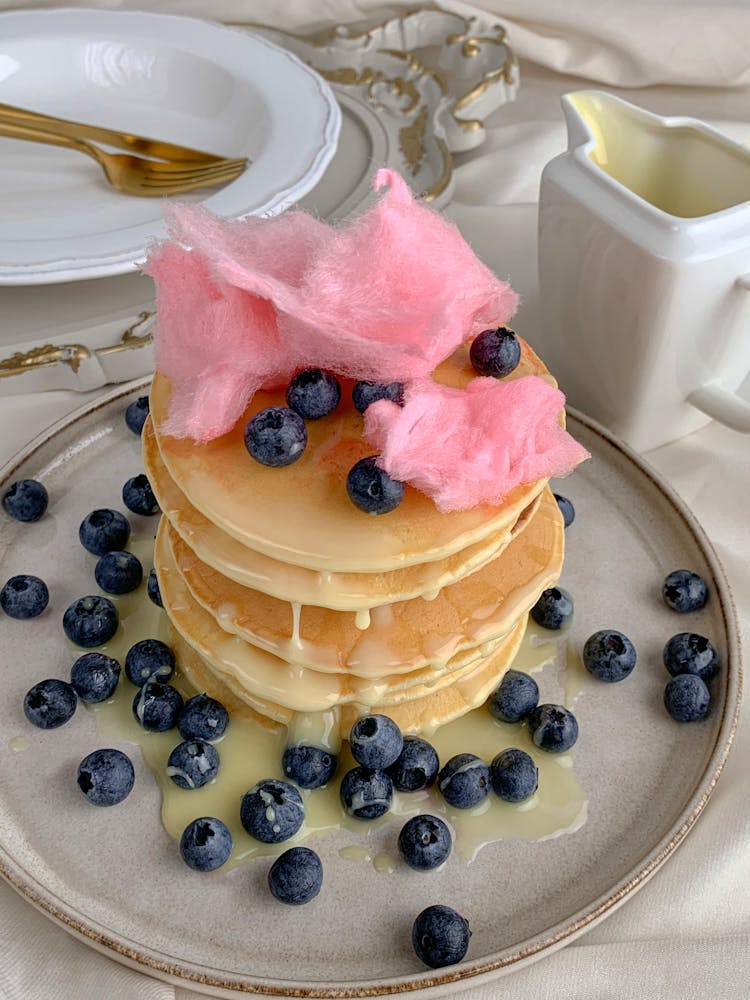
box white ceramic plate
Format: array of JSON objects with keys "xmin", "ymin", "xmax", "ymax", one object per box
[
  {"xmin": 0, "ymin": 8, "xmax": 518, "ymax": 392},
  {"xmin": 0, "ymin": 9, "xmax": 340, "ymax": 285},
  {"xmin": 0, "ymin": 386, "xmax": 740, "ymax": 997},
  {"xmin": 0, "ymin": 44, "xmax": 446, "ymax": 394}
]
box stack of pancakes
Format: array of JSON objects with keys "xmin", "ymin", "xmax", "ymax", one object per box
[{"xmin": 145, "ymin": 341, "xmax": 565, "ymax": 740}]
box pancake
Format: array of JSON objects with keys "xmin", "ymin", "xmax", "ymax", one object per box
[
  {"xmin": 171, "ymin": 616, "xmax": 528, "ymax": 738},
  {"xmin": 158, "ymin": 487, "xmax": 563, "ymax": 677},
  {"xmin": 149, "ymin": 342, "xmax": 555, "ymax": 573},
  {"xmin": 144, "ymin": 416, "xmax": 542, "ymax": 613},
  {"xmin": 158, "ymin": 531, "xmax": 511, "ymax": 712},
  {"xmin": 171, "ymin": 626, "xmax": 294, "ymax": 729}
]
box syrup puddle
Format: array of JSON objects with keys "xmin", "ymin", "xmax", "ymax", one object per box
[{"xmin": 88, "ymin": 538, "xmax": 588, "ymax": 870}]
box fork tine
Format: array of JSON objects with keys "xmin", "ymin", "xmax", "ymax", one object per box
[
  {"xmin": 139, "ymin": 173, "xmax": 246, "ymax": 194},
  {"xmin": 140, "ymin": 162, "xmax": 247, "ymax": 190},
  {"xmin": 144, "ymin": 157, "xmax": 248, "ymax": 181},
  {"xmin": 139, "ymin": 171, "xmax": 247, "ymax": 194}
]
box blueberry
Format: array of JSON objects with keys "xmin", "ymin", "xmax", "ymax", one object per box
[
  {"xmin": 663, "ymin": 632, "xmax": 719, "ymax": 682},
  {"xmin": 166, "ymin": 740, "xmax": 219, "ymax": 789},
  {"xmin": 132, "ymin": 682, "xmax": 183, "ymax": 732},
  {"xmin": 553, "ymin": 493, "xmax": 575, "ymax": 528},
  {"xmin": 240, "ymin": 778, "xmax": 305, "ymax": 843},
  {"xmin": 398, "ymin": 814, "xmax": 452, "ymax": 871},
  {"xmin": 340, "ymin": 766, "xmax": 393, "ymax": 820},
  {"xmin": 1, "ymin": 574, "xmax": 49, "ymax": 619},
  {"xmin": 179, "ymin": 817, "xmax": 232, "ymax": 871},
  {"xmin": 527, "ymin": 703, "xmax": 579, "ymax": 753},
  {"xmin": 490, "ymin": 748, "xmax": 538, "ymax": 802},
  {"xmin": 125, "ymin": 396, "xmax": 150, "ymax": 436},
  {"xmin": 582, "ymin": 629, "xmax": 637, "ymax": 682},
  {"xmin": 178, "ymin": 692, "xmax": 229, "ymax": 742},
  {"xmin": 352, "ymin": 381, "xmax": 404, "ymax": 414},
  {"xmin": 469, "ymin": 326, "xmax": 521, "ymax": 378},
  {"xmin": 488, "ymin": 669, "xmax": 539, "ymax": 723},
  {"xmin": 385, "ymin": 735, "xmax": 439, "ymax": 792},
  {"xmin": 77, "ymin": 748, "xmax": 134, "ymax": 806},
  {"xmin": 3, "ymin": 479, "xmax": 48, "ymax": 522},
  {"xmin": 664, "ymin": 673, "xmax": 710, "ymax": 722},
  {"xmin": 244, "ymin": 406, "xmax": 307, "ymax": 467},
  {"xmin": 94, "ymin": 550, "xmax": 143, "ymax": 595},
  {"xmin": 70, "ymin": 652, "xmax": 121, "ymax": 703},
  {"xmin": 346, "ymin": 456, "xmax": 404, "ymax": 515},
  {"xmin": 349, "ymin": 714, "xmax": 403, "ymax": 770},
  {"xmin": 146, "ymin": 568, "xmax": 163, "ymax": 607},
  {"xmin": 79, "ymin": 509, "xmax": 131, "ymax": 556},
  {"xmin": 125, "ymin": 638, "xmax": 175, "ymax": 686},
  {"xmin": 23, "ymin": 679, "xmax": 77, "ymax": 729},
  {"xmin": 662, "ymin": 570, "xmax": 708, "ymax": 613},
  {"xmin": 122, "ymin": 474, "xmax": 159, "ymax": 516},
  {"xmin": 268, "ymin": 847, "xmax": 323, "ymax": 905},
  {"xmin": 412, "ymin": 905, "xmax": 471, "ymax": 969},
  {"xmin": 530, "ymin": 587, "xmax": 574, "ymax": 630},
  {"xmin": 286, "ymin": 368, "xmax": 341, "ymax": 420},
  {"xmin": 437, "ymin": 753, "xmax": 490, "ymax": 809},
  {"xmin": 62, "ymin": 595, "xmax": 119, "ymax": 647},
  {"xmin": 283, "ymin": 744, "xmax": 337, "ymax": 789}
]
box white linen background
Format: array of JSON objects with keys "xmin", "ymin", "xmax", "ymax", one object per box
[{"xmin": 0, "ymin": 1, "xmax": 748, "ymax": 998}]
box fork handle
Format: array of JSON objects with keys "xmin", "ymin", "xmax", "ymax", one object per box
[
  {"xmin": 0, "ymin": 120, "xmax": 99, "ymax": 161},
  {"xmin": 0, "ymin": 102, "xmax": 222, "ymax": 163}
]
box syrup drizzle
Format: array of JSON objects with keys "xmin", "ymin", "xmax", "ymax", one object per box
[{"xmin": 89, "ymin": 553, "xmax": 587, "ymax": 873}]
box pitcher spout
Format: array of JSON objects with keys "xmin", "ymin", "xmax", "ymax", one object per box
[
  {"xmin": 560, "ymin": 90, "xmax": 609, "ymax": 153},
  {"xmin": 559, "ymin": 89, "xmax": 750, "ymax": 219}
]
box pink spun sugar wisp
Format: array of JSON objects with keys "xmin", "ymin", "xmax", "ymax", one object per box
[{"xmin": 145, "ymin": 170, "xmax": 587, "ymax": 509}]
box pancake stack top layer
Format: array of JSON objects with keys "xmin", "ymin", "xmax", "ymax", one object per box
[{"xmin": 143, "ymin": 171, "xmax": 585, "ymax": 741}]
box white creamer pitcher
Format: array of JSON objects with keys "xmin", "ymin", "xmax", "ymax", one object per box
[{"xmin": 538, "ymin": 90, "xmax": 750, "ymax": 452}]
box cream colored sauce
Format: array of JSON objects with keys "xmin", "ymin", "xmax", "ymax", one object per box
[
  {"xmin": 339, "ymin": 844, "xmax": 371, "ymax": 863},
  {"xmin": 286, "ymin": 708, "xmax": 341, "ymax": 753},
  {"xmin": 373, "ymin": 851, "xmax": 397, "ymax": 874},
  {"xmin": 354, "ymin": 608, "xmax": 371, "ymax": 631},
  {"xmin": 290, "ymin": 601, "xmax": 303, "ymax": 650},
  {"xmin": 511, "ymin": 620, "xmax": 587, "ymax": 707},
  {"xmin": 562, "ymin": 637, "xmax": 590, "ymax": 707},
  {"xmin": 89, "ymin": 569, "xmax": 587, "ymax": 871}
]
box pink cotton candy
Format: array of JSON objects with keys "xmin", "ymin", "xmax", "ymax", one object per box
[
  {"xmin": 363, "ymin": 377, "xmax": 590, "ymax": 512},
  {"xmin": 144, "ymin": 170, "xmax": 518, "ymax": 442}
]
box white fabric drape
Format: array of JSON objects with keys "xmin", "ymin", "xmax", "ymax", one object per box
[{"xmin": 1, "ymin": 0, "xmax": 749, "ymax": 87}]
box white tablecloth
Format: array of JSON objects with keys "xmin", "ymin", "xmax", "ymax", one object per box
[{"xmin": 1, "ymin": 2, "xmax": 748, "ymax": 998}]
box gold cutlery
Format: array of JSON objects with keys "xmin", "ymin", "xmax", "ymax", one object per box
[
  {"xmin": 0, "ymin": 121, "xmax": 247, "ymax": 196},
  {"xmin": 0, "ymin": 101, "xmax": 227, "ymax": 163}
]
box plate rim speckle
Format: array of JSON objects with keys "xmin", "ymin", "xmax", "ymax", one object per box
[{"xmin": 0, "ymin": 382, "xmax": 742, "ymax": 998}]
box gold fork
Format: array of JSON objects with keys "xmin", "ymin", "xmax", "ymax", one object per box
[
  {"xmin": 0, "ymin": 101, "xmax": 225, "ymax": 163},
  {"xmin": 0, "ymin": 121, "xmax": 247, "ymax": 196}
]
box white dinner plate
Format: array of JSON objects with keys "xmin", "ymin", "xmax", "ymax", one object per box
[
  {"xmin": 0, "ymin": 9, "xmax": 340, "ymax": 284},
  {"xmin": 0, "ymin": 386, "xmax": 740, "ymax": 997}
]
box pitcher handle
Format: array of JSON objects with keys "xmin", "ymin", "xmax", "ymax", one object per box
[{"xmin": 686, "ymin": 274, "xmax": 750, "ymax": 433}]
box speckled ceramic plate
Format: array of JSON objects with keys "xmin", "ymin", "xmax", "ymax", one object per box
[{"xmin": 0, "ymin": 381, "xmax": 741, "ymax": 998}]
